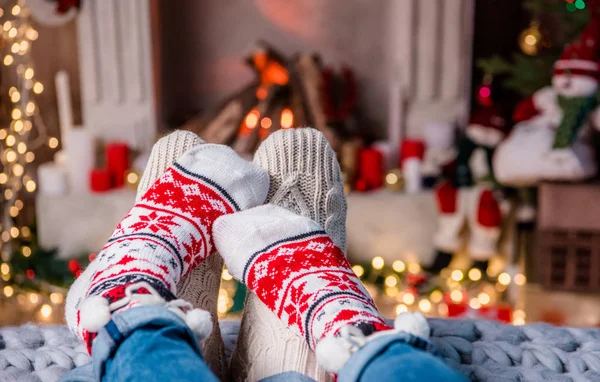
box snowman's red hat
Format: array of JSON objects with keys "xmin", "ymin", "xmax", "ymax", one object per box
[{"xmin": 554, "ymin": 17, "xmax": 600, "ymax": 79}]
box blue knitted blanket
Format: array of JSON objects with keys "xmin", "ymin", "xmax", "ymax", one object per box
[{"xmin": 1, "ymin": 319, "xmax": 599, "ymax": 381}]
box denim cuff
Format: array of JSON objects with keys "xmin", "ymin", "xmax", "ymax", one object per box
[
  {"xmin": 91, "ymin": 305, "xmax": 202, "ymax": 380},
  {"xmin": 338, "ymin": 332, "xmax": 435, "ymax": 382}
]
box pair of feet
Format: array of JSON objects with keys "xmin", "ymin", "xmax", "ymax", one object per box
[{"xmin": 65, "ymin": 128, "xmax": 428, "ymax": 380}]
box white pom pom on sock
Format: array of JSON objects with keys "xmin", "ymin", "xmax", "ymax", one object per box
[
  {"xmin": 394, "ymin": 312, "xmax": 430, "ymax": 340},
  {"xmin": 79, "ymin": 295, "xmax": 111, "ymax": 333},
  {"xmin": 315, "ymin": 335, "xmax": 354, "ymax": 374},
  {"xmin": 184, "ymin": 308, "xmax": 213, "ymax": 342}
]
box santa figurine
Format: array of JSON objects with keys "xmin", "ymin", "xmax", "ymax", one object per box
[
  {"xmin": 426, "ymin": 106, "xmax": 508, "ymax": 274},
  {"xmin": 494, "ymin": 10, "xmax": 600, "ymax": 186}
]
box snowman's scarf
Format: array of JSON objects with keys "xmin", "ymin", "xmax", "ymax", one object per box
[{"xmin": 553, "ymin": 95, "xmax": 597, "ymax": 149}]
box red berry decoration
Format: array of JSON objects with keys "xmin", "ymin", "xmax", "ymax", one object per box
[
  {"xmin": 88, "ymin": 253, "xmax": 97, "ymax": 262},
  {"xmin": 26, "ymin": 269, "xmax": 35, "ymax": 279},
  {"xmin": 68, "ymin": 259, "xmax": 80, "ymax": 274}
]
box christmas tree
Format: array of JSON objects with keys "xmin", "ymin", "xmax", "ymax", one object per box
[{"xmin": 478, "ymin": 0, "xmax": 590, "ymax": 97}]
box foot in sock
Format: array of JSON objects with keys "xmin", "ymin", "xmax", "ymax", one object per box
[
  {"xmin": 230, "ymin": 128, "xmax": 347, "ymax": 381},
  {"xmin": 135, "ymin": 131, "xmax": 229, "ymax": 380},
  {"xmin": 65, "ymin": 143, "xmax": 269, "ymax": 353},
  {"xmin": 214, "ymin": 205, "xmax": 390, "ymax": 351}
]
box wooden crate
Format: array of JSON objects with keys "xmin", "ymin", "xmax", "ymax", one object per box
[{"xmin": 536, "ymin": 183, "xmax": 600, "ymax": 292}]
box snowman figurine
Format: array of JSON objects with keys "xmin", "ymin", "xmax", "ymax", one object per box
[
  {"xmin": 494, "ymin": 15, "xmax": 600, "ymax": 186},
  {"xmin": 427, "ymin": 106, "xmax": 508, "ymax": 274}
]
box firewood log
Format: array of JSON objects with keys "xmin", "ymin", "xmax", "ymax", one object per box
[{"xmin": 294, "ymin": 54, "xmax": 340, "ymax": 150}]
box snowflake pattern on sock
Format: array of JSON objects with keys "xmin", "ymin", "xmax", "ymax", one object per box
[
  {"xmin": 76, "ymin": 161, "xmax": 239, "ymax": 350},
  {"xmin": 241, "ymin": 231, "xmax": 388, "ymax": 348}
]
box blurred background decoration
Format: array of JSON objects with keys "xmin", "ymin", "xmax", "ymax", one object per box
[{"xmin": 1, "ymin": 0, "xmax": 600, "ymax": 329}]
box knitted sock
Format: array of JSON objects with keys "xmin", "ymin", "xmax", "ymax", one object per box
[
  {"xmin": 137, "ymin": 131, "xmax": 229, "ymax": 380},
  {"xmin": 65, "ymin": 142, "xmax": 269, "ymax": 353},
  {"xmin": 229, "ymin": 128, "xmax": 347, "ymax": 381},
  {"xmin": 214, "ymin": 205, "xmax": 389, "ymax": 349}
]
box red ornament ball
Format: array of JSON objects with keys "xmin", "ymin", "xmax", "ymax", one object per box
[
  {"xmin": 68, "ymin": 259, "xmax": 80, "ymax": 274},
  {"xmin": 26, "ymin": 269, "xmax": 35, "ymax": 279},
  {"xmin": 477, "ymin": 84, "xmax": 494, "ymax": 107}
]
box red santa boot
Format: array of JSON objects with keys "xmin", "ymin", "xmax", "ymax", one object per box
[
  {"xmin": 426, "ymin": 181, "xmax": 465, "ymax": 273},
  {"xmin": 467, "ymin": 187, "xmax": 502, "ymax": 272}
]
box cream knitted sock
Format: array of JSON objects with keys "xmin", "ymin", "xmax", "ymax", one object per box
[
  {"xmin": 138, "ymin": 131, "xmax": 230, "ymax": 380},
  {"xmin": 229, "ymin": 128, "xmax": 347, "ymax": 381},
  {"xmin": 214, "ymin": 206, "xmax": 389, "ymax": 377},
  {"xmin": 65, "ymin": 132, "xmax": 262, "ymax": 380}
]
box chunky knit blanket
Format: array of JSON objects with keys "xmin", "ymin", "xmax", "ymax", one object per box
[{"xmin": 1, "ymin": 319, "xmax": 600, "ymax": 382}]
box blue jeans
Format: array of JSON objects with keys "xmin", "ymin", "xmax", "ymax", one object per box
[{"xmin": 60, "ymin": 306, "xmax": 467, "ymax": 382}]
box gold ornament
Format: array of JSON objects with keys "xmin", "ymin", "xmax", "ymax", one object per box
[
  {"xmin": 384, "ymin": 169, "xmax": 404, "ymax": 192},
  {"xmin": 519, "ymin": 21, "xmax": 543, "ymax": 56}
]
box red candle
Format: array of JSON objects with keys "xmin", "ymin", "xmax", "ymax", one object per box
[
  {"xmin": 90, "ymin": 168, "xmax": 111, "ymax": 192},
  {"xmin": 399, "ymin": 139, "xmax": 426, "ymax": 166},
  {"xmin": 106, "ymin": 142, "xmax": 129, "ymax": 188},
  {"xmin": 358, "ymin": 147, "xmax": 384, "ymax": 190}
]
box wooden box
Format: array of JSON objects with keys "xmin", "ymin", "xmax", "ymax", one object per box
[{"xmin": 536, "ymin": 183, "xmax": 600, "ymax": 292}]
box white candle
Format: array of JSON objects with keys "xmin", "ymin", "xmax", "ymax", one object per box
[
  {"xmin": 55, "ymin": 71, "xmax": 73, "ymax": 147},
  {"xmin": 403, "ymin": 158, "xmax": 422, "ymax": 194},
  {"xmin": 65, "ymin": 129, "xmax": 95, "ymax": 193},
  {"xmin": 38, "ymin": 163, "xmax": 68, "ymax": 196},
  {"xmin": 388, "ymin": 72, "xmax": 405, "ymax": 164}
]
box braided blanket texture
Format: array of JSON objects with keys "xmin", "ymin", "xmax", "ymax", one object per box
[{"xmin": 1, "ymin": 319, "xmax": 599, "ymax": 381}]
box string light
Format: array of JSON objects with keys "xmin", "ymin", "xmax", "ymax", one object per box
[
  {"xmin": 352, "ymin": 265, "xmax": 364, "ymax": 278},
  {"xmin": 48, "ymin": 137, "xmax": 59, "ymax": 148},
  {"xmin": 498, "ymin": 272, "xmax": 511, "ymax": 286},
  {"xmin": 514, "ymin": 274, "xmax": 526, "ymax": 286},
  {"xmin": 50, "ymin": 293, "xmax": 64, "ymax": 304},
  {"xmin": 372, "ymin": 257, "xmax": 384, "ymax": 270},
  {"xmin": 478, "ymin": 292, "xmax": 491, "ymax": 305},
  {"xmin": 392, "ymin": 260, "xmax": 405, "ymax": 272},
  {"xmin": 221, "ymin": 268, "xmax": 233, "ymax": 281},
  {"xmin": 450, "ymin": 290, "xmax": 463, "ymax": 303},
  {"xmin": 395, "ymin": 304, "xmax": 408, "ymax": 314},
  {"xmin": 33, "ymin": 82, "xmax": 43, "ymax": 94},
  {"xmin": 451, "ymin": 270, "xmax": 464, "ymax": 281},
  {"xmin": 0, "ymin": 2, "xmax": 57, "ymax": 310},
  {"xmin": 469, "ymin": 298, "xmax": 482, "ymax": 310},
  {"xmin": 402, "ymin": 293, "xmax": 415, "ymax": 305},
  {"xmin": 385, "ymin": 286, "xmax": 399, "ymax": 297},
  {"xmin": 408, "ymin": 263, "xmax": 421, "ymax": 274},
  {"xmin": 430, "ymin": 290, "xmax": 443, "ymax": 304},
  {"xmin": 468, "ymin": 268, "xmax": 482, "ymax": 281},
  {"xmin": 385, "ymin": 275, "xmax": 398, "ymax": 287},
  {"xmin": 24, "ymin": 67, "xmax": 34, "ymax": 79},
  {"xmin": 40, "ymin": 304, "xmax": 53, "ymax": 318},
  {"xmin": 418, "ymin": 299, "xmax": 432, "ymax": 313}
]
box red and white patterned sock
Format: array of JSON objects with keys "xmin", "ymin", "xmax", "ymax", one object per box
[
  {"xmin": 67, "ymin": 144, "xmax": 269, "ymax": 351},
  {"xmin": 213, "ymin": 205, "xmax": 390, "ymax": 350}
]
